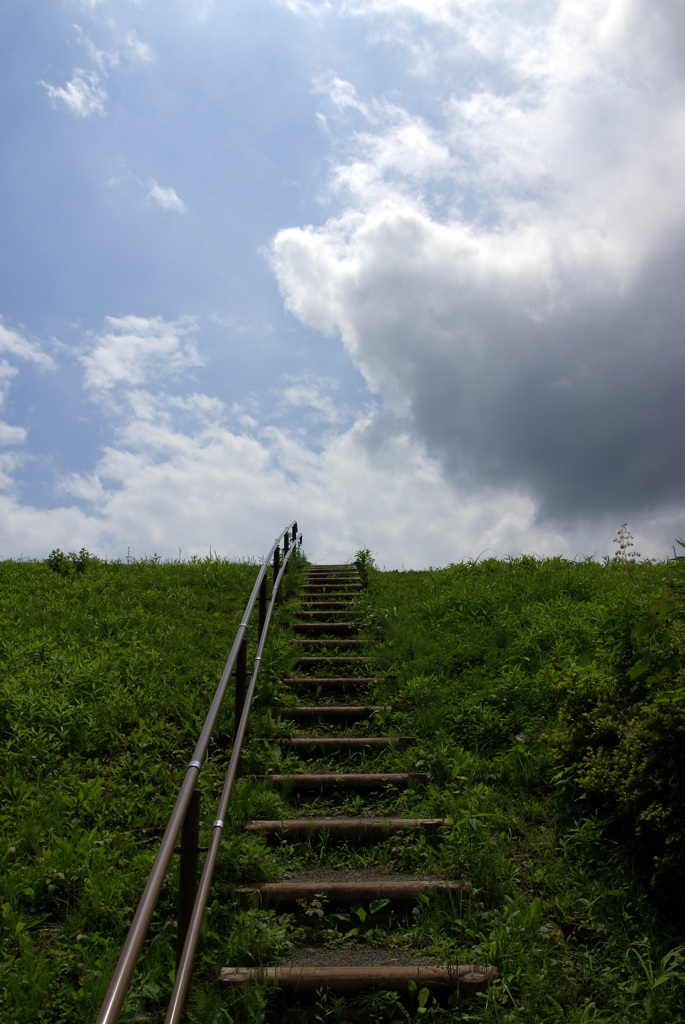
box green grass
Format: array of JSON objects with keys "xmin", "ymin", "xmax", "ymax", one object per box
[{"xmin": 1, "ymin": 542, "xmax": 685, "ymax": 1022}]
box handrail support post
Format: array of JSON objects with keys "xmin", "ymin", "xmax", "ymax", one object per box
[
  {"xmin": 176, "ymin": 788, "xmax": 201, "ymax": 969},
  {"xmin": 234, "ymin": 636, "xmax": 247, "ymax": 736},
  {"xmin": 258, "ymin": 574, "xmax": 267, "ymax": 640},
  {"xmin": 273, "ymin": 545, "xmax": 281, "ymax": 601}
]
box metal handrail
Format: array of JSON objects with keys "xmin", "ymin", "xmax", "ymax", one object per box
[
  {"xmin": 166, "ymin": 537, "xmax": 297, "ymax": 1021},
  {"xmin": 96, "ymin": 522, "xmax": 300, "ymax": 1024}
]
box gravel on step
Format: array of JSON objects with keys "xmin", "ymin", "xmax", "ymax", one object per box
[
  {"xmin": 277, "ymin": 944, "xmax": 439, "ymax": 969},
  {"xmin": 279, "ymin": 867, "xmax": 451, "ymax": 884}
]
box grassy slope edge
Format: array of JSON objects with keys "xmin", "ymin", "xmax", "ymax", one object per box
[
  {"xmin": 362, "ymin": 549, "xmax": 685, "ymax": 1023},
  {"xmin": 0, "ymin": 554, "xmax": 259, "ymax": 1023}
]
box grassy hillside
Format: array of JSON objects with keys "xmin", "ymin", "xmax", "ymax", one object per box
[
  {"xmin": 0, "ymin": 553, "xmax": 260, "ymax": 1022},
  {"xmin": 1, "ymin": 540, "xmax": 684, "ymax": 1022},
  {"xmin": 361, "ymin": 539, "xmax": 685, "ymax": 1022}
]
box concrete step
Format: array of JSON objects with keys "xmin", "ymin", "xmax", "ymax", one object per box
[
  {"xmin": 244, "ymin": 817, "xmax": 448, "ymax": 842},
  {"xmin": 259, "ymin": 772, "xmax": 430, "ymax": 793}
]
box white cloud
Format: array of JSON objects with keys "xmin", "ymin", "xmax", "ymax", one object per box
[
  {"xmin": 314, "ymin": 76, "xmax": 454, "ymax": 206},
  {"xmin": 315, "ymin": 75, "xmax": 372, "ymax": 119},
  {"xmin": 39, "ymin": 69, "xmax": 108, "ymax": 117},
  {"xmin": 77, "ymin": 1, "xmax": 145, "ymax": 11},
  {"xmin": 0, "ymin": 452, "xmax": 25, "ymax": 494},
  {"xmin": 75, "ymin": 24, "xmax": 154, "ymax": 70},
  {"xmin": 0, "ymin": 361, "xmax": 18, "ymax": 410},
  {"xmin": 145, "ymin": 179, "xmax": 187, "ymax": 213},
  {"xmin": 0, "ymin": 321, "xmax": 56, "ymax": 371},
  {"xmin": 0, "ymin": 493, "xmax": 105, "ymax": 556},
  {"xmin": 43, "ymin": 391, "xmax": 572, "ymax": 565},
  {"xmin": 188, "ymin": 0, "xmax": 218, "ymax": 23},
  {"xmin": 41, "ymin": 19, "xmax": 153, "ymax": 119},
  {"xmin": 0, "ymin": 423, "xmax": 27, "ymax": 446},
  {"xmin": 279, "ymin": 1, "xmax": 334, "ymax": 14},
  {"xmin": 104, "ymin": 166, "xmax": 187, "ymax": 213},
  {"xmin": 122, "ymin": 30, "xmax": 154, "ymax": 64},
  {"xmin": 0, "ymin": 310, "xmax": 680, "ymax": 564},
  {"xmin": 0, "ymin": 311, "xmax": 577, "ymax": 564},
  {"xmin": 81, "ymin": 315, "xmax": 203, "ymax": 391},
  {"xmin": 1, "ymin": 376, "xmax": 677, "ymax": 563},
  {"xmin": 278, "ymin": 374, "xmax": 348, "ymax": 425},
  {"xmin": 0, "ymin": 324, "xmax": 55, "ymax": 448}
]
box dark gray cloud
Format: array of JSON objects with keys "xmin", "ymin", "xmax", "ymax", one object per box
[{"xmin": 408, "ymin": 237, "xmax": 685, "ymax": 523}]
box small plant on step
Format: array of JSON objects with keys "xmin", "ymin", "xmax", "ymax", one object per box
[
  {"xmin": 621, "ymin": 940, "xmax": 685, "ymax": 1022},
  {"xmin": 355, "ymin": 547, "xmax": 376, "ymax": 588},
  {"xmin": 313, "ymin": 986, "xmax": 348, "ymax": 1023}
]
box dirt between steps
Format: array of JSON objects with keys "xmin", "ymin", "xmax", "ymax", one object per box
[
  {"xmin": 276, "ymin": 944, "xmax": 440, "ymax": 968},
  {"xmin": 277, "ymin": 868, "xmax": 452, "ymax": 884}
]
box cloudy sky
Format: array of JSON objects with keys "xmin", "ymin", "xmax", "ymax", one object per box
[{"xmin": 1, "ymin": 0, "xmax": 684, "ymax": 567}]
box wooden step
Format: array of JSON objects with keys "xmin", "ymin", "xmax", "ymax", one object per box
[
  {"xmin": 305, "ymin": 565, "xmax": 357, "ymax": 573},
  {"xmin": 303, "ymin": 574, "xmax": 360, "ymax": 581},
  {"xmin": 234, "ymin": 878, "xmax": 462, "ymax": 909},
  {"xmin": 263, "ymin": 736, "xmax": 412, "ymax": 754},
  {"xmin": 298, "ymin": 598, "xmax": 350, "ymax": 606},
  {"xmin": 273, "ymin": 705, "xmax": 387, "ymax": 723},
  {"xmin": 301, "ymin": 587, "xmax": 361, "ymax": 596},
  {"xmin": 219, "ymin": 963, "xmax": 494, "ymax": 997},
  {"xmin": 260, "ymin": 772, "xmax": 430, "ymax": 793},
  {"xmin": 302, "ymin": 588, "xmax": 359, "ymax": 594},
  {"xmin": 295, "ymin": 608, "xmax": 352, "ymax": 617},
  {"xmin": 295, "ymin": 656, "xmax": 369, "ymax": 670},
  {"xmin": 304, "ymin": 578, "xmax": 358, "ymax": 586},
  {"xmin": 292, "ymin": 622, "xmax": 357, "ymax": 636},
  {"xmin": 303, "ymin": 577, "xmax": 361, "ymax": 586},
  {"xmin": 295, "ymin": 616, "xmax": 352, "ymax": 625},
  {"xmin": 244, "ymin": 817, "xmax": 448, "ymax": 841},
  {"xmin": 281, "ymin": 676, "xmax": 378, "ymax": 693},
  {"xmin": 293, "ymin": 639, "xmax": 364, "ymax": 651}
]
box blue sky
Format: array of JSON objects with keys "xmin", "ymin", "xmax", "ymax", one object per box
[{"xmin": 1, "ymin": 0, "xmax": 684, "ymax": 566}]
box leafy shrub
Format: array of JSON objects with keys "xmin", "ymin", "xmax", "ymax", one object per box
[
  {"xmin": 549, "ymin": 544, "xmax": 685, "ymax": 905},
  {"xmin": 46, "ymin": 547, "xmax": 96, "ymax": 576},
  {"xmin": 369, "ymin": 545, "xmax": 685, "ymax": 910}
]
